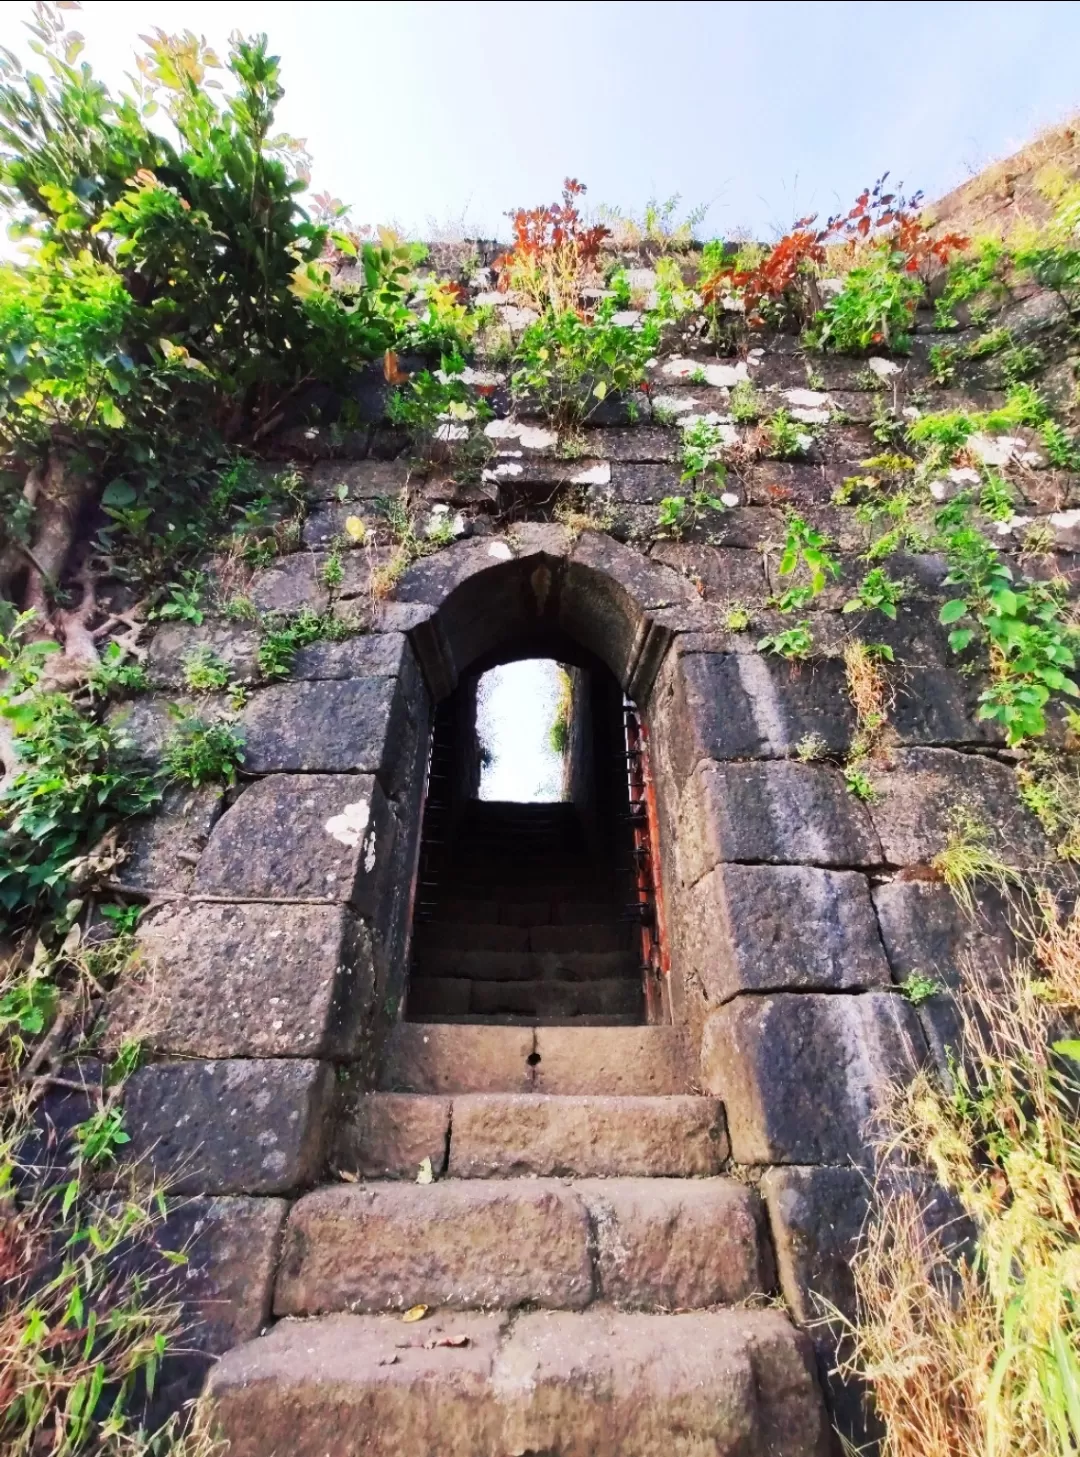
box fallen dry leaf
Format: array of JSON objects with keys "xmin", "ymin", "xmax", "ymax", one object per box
[
  {"xmin": 344, "ymin": 515, "xmax": 366, "ymax": 543},
  {"xmin": 425, "ymin": 1335, "xmax": 470, "ymax": 1349},
  {"xmin": 402, "ymin": 1304, "xmax": 429, "ymax": 1323},
  {"xmin": 337, "ymin": 1168, "xmax": 359, "ymax": 1183}
]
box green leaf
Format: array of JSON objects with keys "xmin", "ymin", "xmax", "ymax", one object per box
[
  {"xmin": 100, "ymin": 478, "xmax": 136, "ymax": 508},
  {"xmin": 939, "ymin": 598, "xmax": 968, "ymax": 624},
  {"xmin": 1052, "ymin": 1039, "xmax": 1080, "ymax": 1060}
]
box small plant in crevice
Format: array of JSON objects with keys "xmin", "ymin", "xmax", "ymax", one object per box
[
  {"xmin": 757, "ymin": 620, "xmax": 814, "ymax": 660},
  {"xmin": 549, "ymin": 668, "xmax": 573, "ymax": 754},
  {"xmin": 162, "ymin": 714, "xmax": 245, "ymax": 789},
  {"xmin": 655, "ymin": 491, "xmax": 726, "ymax": 541},
  {"xmin": 1017, "ymin": 747, "xmax": 1080, "ymax": 861},
  {"xmin": 929, "ymin": 805, "xmax": 1021, "ymax": 916},
  {"xmin": 180, "ymin": 643, "xmax": 232, "ymax": 694},
  {"xmin": 844, "ymin": 637, "xmax": 894, "ymax": 760},
  {"xmin": 844, "ymin": 567, "xmax": 906, "ymax": 620},
  {"xmin": 771, "ymin": 513, "xmax": 839, "ymax": 608},
  {"xmin": 724, "ymin": 603, "xmax": 752, "ymax": 633},
  {"xmin": 843, "ymin": 762, "xmax": 880, "ymax": 802},
  {"xmin": 553, "ymin": 488, "xmax": 616, "ymax": 538},
  {"xmin": 760, "ymin": 407, "xmax": 811, "ymax": 460},
  {"xmin": 728, "ymin": 379, "xmax": 764, "ymax": 423},
  {"xmin": 795, "ymin": 731, "xmax": 829, "ymax": 762},
  {"xmin": 898, "ymin": 970, "xmax": 945, "ymax": 1005},
  {"xmin": 511, "ymin": 299, "xmax": 659, "ymax": 428},
  {"xmin": 256, "ymin": 607, "xmax": 351, "ymax": 681},
  {"xmin": 680, "ymin": 417, "xmax": 729, "ymax": 492}
]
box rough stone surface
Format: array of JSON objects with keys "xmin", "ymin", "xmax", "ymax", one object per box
[
  {"xmin": 291, "ymin": 632, "xmax": 407, "ymax": 680},
  {"xmin": 761, "ymin": 1165, "xmax": 868, "ymax": 1327},
  {"xmin": 274, "ymin": 1181, "xmax": 593, "ymax": 1313},
  {"xmin": 656, "ymin": 650, "xmax": 856, "ymax": 783},
  {"xmin": 207, "ymin": 1308, "xmax": 830, "ymax": 1457},
  {"xmin": 125, "ymin": 1058, "xmax": 332, "ymax": 1194},
  {"xmin": 578, "ymin": 1178, "xmax": 772, "ymax": 1308},
  {"xmin": 378, "ymin": 1024, "xmax": 535, "ymax": 1093},
  {"xmin": 872, "ymin": 878, "xmax": 1017, "ymax": 990},
  {"xmin": 676, "ymin": 760, "xmax": 882, "ymax": 880},
  {"xmin": 116, "ymin": 784, "xmax": 223, "ymax": 894},
  {"xmin": 240, "ymin": 677, "xmax": 405, "ymax": 779},
  {"xmin": 447, "ymin": 1094, "xmax": 728, "ymax": 1177},
  {"xmin": 533, "ymin": 1026, "xmax": 690, "ymax": 1094},
  {"xmin": 309, "ymin": 458, "xmax": 411, "ymax": 501},
  {"xmin": 193, "ymin": 773, "xmax": 391, "ymax": 916},
  {"xmin": 701, "ymin": 992, "xmax": 928, "ymax": 1164},
  {"xmin": 680, "ymin": 864, "xmax": 892, "ymax": 1003},
  {"xmin": 162, "ymin": 1195, "xmax": 288, "ymax": 1353},
  {"xmin": 649, "ymin": 543, "xmax": 770, "ymax": 605},
  {"xmin": 867, "ymin": 747, "xmax": 1046, "ymax": 865},
  {"xmin": 148, "ymin": 623, "xmax": 261, "ymax": 687},
  {"xmin": 334, "ymin": 1092, "xmax": 451, "ymax": 1179},
  {"xmin": 111, "ymin": 901, "xmax": 370, "ymax": 1058},
  {"xmin": 248, "ymin": 552, "xmax": 328, "ymax": 613}
]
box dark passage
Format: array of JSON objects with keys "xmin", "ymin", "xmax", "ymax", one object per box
[{"xmin": 406, "ymin": 653, "xmax": 648, "ymax": 1025}]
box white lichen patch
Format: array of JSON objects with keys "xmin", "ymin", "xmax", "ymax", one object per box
[
  {"xmin": 651, "ymin": 393, "xmax": 696, "ymax": 415},
  {"xmin": 720, "ymin": 491, "xmax": 740, "ymax": 507},
  {"xmin": 1050, "ymin": 509, "xmax": 1080, "ymax": 531},
  {"xmin": 363, "ymin": 832, "xmax": 377, "ymax": 873},
  {"xmin": 662, "ymin": 358, "xmax": 749, "ymax": 388},
  {"xmin": 948, "ymin": 467, "xmax": 981, "ymax": 485},
  {"xmin": 784, "ymin": 389, "xmax": 831, "ymax": 410},
  {"xmin": 487, "ymin": 540, "xmax": 514, "ymax": 561},
  {"xmin": 484, "ymin": 419, "xmax": 558, "ymax": 451},
  {"xmin": 929, "ymin": 480, "xmax": 949, "ymax": 501},
  {"xmin": 611, "ymin": 310, "xmax": 642, "ymax": 327},
  {"xmin": 325, "ymin": 799, "xmax": 370, "ymax": 849},
  {"xmin": 570, "ymin": 462, "xmax": 611, "ymax": 486},
  {"xmin": 789, "ymin": 407, "xmax": 831, "ymax": 425},
  {"xmin": 867, "ymin": 357, "xmax": 901, "ymax": 379},
  {"xmin": 435, "ymin": 365, "xmax": 504, "ymax": 387},
  {"xmin": 676, "ymin": 413, "xmax": 738, "ymax": 445},
  {"xmin": 968, "ymin": 433, "xmax": 1025, "ymax": 467}
]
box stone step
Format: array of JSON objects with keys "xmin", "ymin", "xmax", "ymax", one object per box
[
  {"xmin": 207, "ymin": 1308, "xmax": 830, "ymax": 1457},
  {"xmin": 411, "ymin": 947, "xmax": 638, "ymax": 981},
  {"xmin": 407, "ymin": 976, "xmax": 642, "ymax": 1020},
  {"xmin": 412, "ymin": 921, "xmax": 630, "ymax": 954},
  {"xmin": 274, "ymin": 1177, "xmax": 771, "ymax": 1316},
  {"xmin": 408, "ymin": 1013, "xmax": 642, "ymax": 1027},
  {"xmin": 335, "ymin": 1092, "xmax": 729, "ymax": 1180},
  {"xmin": 378, "ymin": 1023, "xmax": 691, "ymax": 1094},
  {"xmin": 429, "ymin": 897, "xmax": 621, "ymax": 926}
]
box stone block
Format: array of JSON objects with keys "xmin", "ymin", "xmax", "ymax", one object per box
[
  {"xmin": 532, "ymin": 1026, "xmax": 690, "ymax": 1094},
  {"xmin": 649, "ymin": 543, "xmax": 770, "ymax": 605},
  {"xmin": 447, "ymin": 1094, "xmax": 728, "ymax": 1178},
  {"xmin": 274, "ymin": 1181, "xmax": 593, "ymax": 1314},
  {"xmin": 125, "ymin": 1058, "xmax": 332, "ymax": 1194},
  {"xmin": 378, "ymin": 1024, "xmax": 535, "ymax": 1093},
  {"xmin": 334, "ymin": 1092, "xmax": 451, "ymax": 1179},
  {"xmin": 192, "ymin": 773, "xmax": 391, "ymax": 917},
  {"xmin": 309, "ymin": 458, "xmax": 411, "ymax": 502},
  {"xmin": 290, "ymin": 632, "xmax": 407, "ymax": 680},
  {"xmin": 872, "ymin": 878, "xmax": 1017, "ymax": 991},
  {"xmin": 607, "ymin": 461, "xmax": 681, "ymax": 504},
  {"xmin": 760, "ymin": 1165, "xmax": 868, "ymax": 1327},
  {"xmin": 676, "ymin": 760, "xmax": 881, "ymax": 881},
  {"xmin": 147, "ymin": 623, "xmax": 260, "ymax": 687},
  {"xmin": 240, "ymin": 677, "xmax": 405, "ymax": 779},
  {"xmin": 112, "ymin": 901, "xmax": 371, "ymax": 1058},
  {"xmin": 248, "ymin": 553, "xmax": 328, "ymax": 614},
  {"xmin": 116, "ymin": 784, "xmax": 223, "ymax": 894},
  {"xmin": 162, "ymin": 1195, "xmax": 288, "ymax": 1353},
  {"xmin": 206, "ymin": 1308, "xmax": 830, "ymax": 1457},
  {"xmin": 656, "ymin": 650, "xmax": 856, "ymax": 783},
  {"xmin": 579, "ymin": 426, "xmax": 677, "ymax": 462},
  {"xmin": 867, "ymin": 747, "xmax": 1045, "ymax": 866},
  {"xmin": 679, "ymin": 864, "xmax": 892, "ymax": 1003},
  {"xmin": 701, "ymin": 992, "xmax": 928, "ymax": 1164},
  {"xmin": 578, "ymin": 1178, "xmax": 771, "ymax": 1308}
]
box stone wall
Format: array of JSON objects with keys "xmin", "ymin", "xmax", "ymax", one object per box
[{"xmin": 105, "ymin": 247, "xmax": 1073, "ymax": 1407}]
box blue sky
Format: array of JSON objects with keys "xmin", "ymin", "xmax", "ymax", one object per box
[{"xmin": 2, "ymin": 0, "xmax": 1078, "ymax": 241}]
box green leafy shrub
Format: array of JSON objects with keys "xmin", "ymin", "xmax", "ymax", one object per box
[
  {"xmin": 807, "ymin": 244, "xmax": 924, "ymax": 352},
  {"xmin": 761, "ymin": 408, "xmax": 811, "ymax": 459},
  {"xmin": 162, "ymin": 715, "xmax": 245, "ymax": 788},
  {"xmin": 511, "ymin": 300, "xmax": 659, "ymax": 427}
]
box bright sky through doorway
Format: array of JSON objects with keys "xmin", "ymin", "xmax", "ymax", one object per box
[{"xmin": 477, "ymin": 660, "xmax": 563, "ymax": 803}]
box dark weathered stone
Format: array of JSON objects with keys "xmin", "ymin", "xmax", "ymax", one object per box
[
  {"xmin": 649, "ymin": 543, "xmax": 770, "ymax": 605},
  {"xmin": 240, "ymin": 677, "xmax": 404, "ymax": 778},
  {"xmin": 334, "ymin": 1092, "xmax": 451, "ymax": 1179},
  {"xmin": 607, "ymin": 462, "xmax": 681, "ymax": 504},
  {"xmin": 679, "ymin": 865, "xmax": 892, "ymax": 1003},
  {"xmin": 309, "ymin": 458, "xmax": 411, "ymax": 502},
  {"xmin": 890, "ymin": 666, "xmax": 1003, "ymax": 747},
  {"xmin": 866, "ymin": 747, "xmax": 1046, "ymax": 866},
  {"xmin": 700, "ymin": 992, "xmax": 928, "ymax": 1164},
  {"xmin": 302, "ymin": 503, "xmax": 382, "ymax": 548},
  {"xmin": 761, "ymin": 1165, "xmax": 868, "ymax": 1327},
  {"xmin": 653, "ymin": 650, "xmax": 856, "ymax": 784},
  {"xmin": 579, "ymin": 426, "xmax": 678, "ymax": 462},
  {"xmin": 291, "ymin": 632, "xmax": 407, "ymax": 680},
  {"xmin": 676, "ymin": 760, "xmax": 882, "ymax": 881},
  {"xmin": 117, "ymin": 784, "xmax": 223, "ymax": 894},
  {"xmin": 578, "ymin": 1178, "xmax": 772, "ymax": 1307},
  {"xmin": 125, "ymin": 1058, "xmax": 332, "ymax": 1194},
  {"xmin": 274, "ymin": 1181, "xmax": 594, "ymax": 1314},
  {"xmin": 148, "ymin": 623, "xmax": 260, "ymax": 687},
  {"xmin": 249, "ymin": 553, "xmax": 329, "ymax": 613},
  {"xmin": 193, "ymin": 773, "xmax": 392, "ymax": 916},
  {"xmin": 111, "ymin": 901, "xmax": 371, "ymax": 1058},
  {"xmin": 872, "ymin": 878, "xmax": 1017, "ymax": 991},
  {"xmin": 163, "ymin": 1195, "xmax": 288, "ymax": 1353}
]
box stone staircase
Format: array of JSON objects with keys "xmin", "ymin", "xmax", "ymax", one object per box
[
  {"xmin": 407, "ymin": 800, "xmax": 645, "ymax": 1024},
  {"xmin": 207, "ymin": 1024, "xmax": 831, "ymax": 1456}
]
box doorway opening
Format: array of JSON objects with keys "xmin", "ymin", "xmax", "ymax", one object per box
[{"xmin": 405, "ymin": 648, "xmax": 666, "ymax": 1024}]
